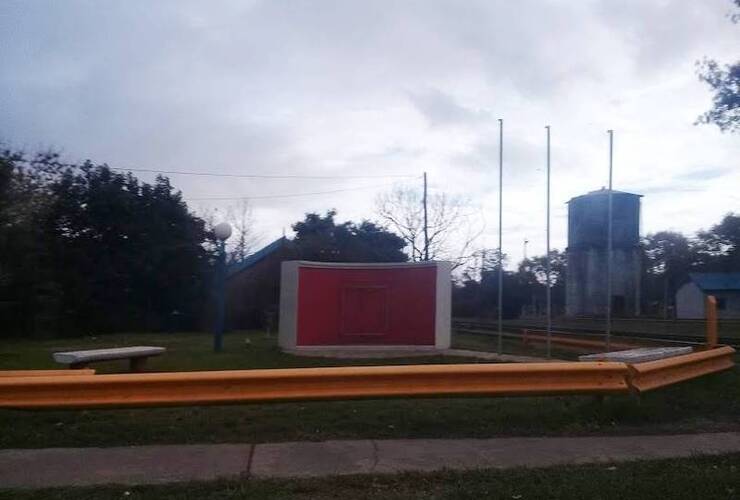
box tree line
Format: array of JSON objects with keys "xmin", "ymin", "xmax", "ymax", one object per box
[
  {"xmin": 0, "ymin": 150, "xmax": 212, "ymax": 336},
  {"xmin": 453, "ymin": 215, "xmax": 740, "ymax": 320},
  {"xmin": 642, "ymin": 220, "xmax": 740, "ymax": 317},
  {"xmin": 0, "ymin": 149, "xmax": 408, "ymax": 337},
  {"xmin": 2, "ymin": 148, "xmax": 738, "ymax": 336}
]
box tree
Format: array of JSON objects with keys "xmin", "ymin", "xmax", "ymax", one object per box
[
  {"xmin": 0, "ymin": 149, "xmax": 59, "ymax": 335},
  {"xmin": 642, "ymin": 231, "xmax": 694, "ymax": 317},
  {"xmin": 375, "ymin": 186, "xmax": 482, "ymax": 268},
  {"xmin": 226, "ymin": 200, "xmax": 259, "ymax": 264},
  {"xmin": 45, "ymin": 164, "xmax": 211, "ymax": 333},
  {"xmin": 453, "ymin": 249, "xmax": 567, "ymax": 319},
  {"xmin": 292, "ymin": 210, "xmax": 407, "ymax": 263},
  {"xmin": 0, "ymin": 149, "xmax": 212, "ymax": 336},
  {"xmin": 694, "ymin": 213, "xmax": 740, "ymax": 271},
  {"xmin": 521, "ymin": 250, "xmax": 567, "ymax": 315},
  {"xmin": 696, "ymin": 1, "xmax": 739, "ymax": 133}
]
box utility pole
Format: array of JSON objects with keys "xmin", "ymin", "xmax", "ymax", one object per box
[
  {"xmin": 497, "ymin": 119, "xmax": 504, "ymax": 355},
  {"xmin": 423, "ymin": 172, "xmax": 429, "ymax": 261},
  {"xmin": 545, "ymin": 125, "xmax": 552, "ymax": 359},
  {"xmin": 523, "ymin": 238, "xmax": 529, "ymax": 261},
  {"xmin": 606, "ymin": 130, "xmax": 614, "ymax": 351}
]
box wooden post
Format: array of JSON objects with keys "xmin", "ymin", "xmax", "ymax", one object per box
[{"xmin": 705, "ymin": 295, "xmax": 718, "ymax": 348}]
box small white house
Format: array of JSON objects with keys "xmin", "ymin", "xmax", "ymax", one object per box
[{"xmin": 675, "ymin": 272, "xmax": 740, "ymax": 319}]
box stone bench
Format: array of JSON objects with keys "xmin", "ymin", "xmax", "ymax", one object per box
[
  {"xmin": 578, "ymin": 346, "xmax": 693, "ymax": 364},
  {"xmin": 53, "ymin": 346, "xmax": 166, "ymax": 372}
]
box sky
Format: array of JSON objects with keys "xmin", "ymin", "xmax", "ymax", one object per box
[{"xmin": 1, "ymin": 0, "xmax": 738, "ymax": 267}]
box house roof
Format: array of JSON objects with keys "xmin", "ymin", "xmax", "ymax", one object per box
[
  {"xmin": 226, "ymin": 237, "xmax": 291, "ymax": 277},
  {"xmin": 689, "ymin": 272, "xmax": 740, "ymax": 291}
]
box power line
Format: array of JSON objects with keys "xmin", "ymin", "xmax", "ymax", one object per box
[
  {"xmin": 12, "ymin": 158, "xmax": 419, "ymax": 180},
  {"xmin": 13, "ymin": 158, "xmax": 421, "ymax": 180},
  {"xmin": 12, "ymin": 157, "xmax": 417, "ymax": 202},
  {"xmin": 189, "ymin": 181, "xmax": 411, "ymax": 201},
  {"xmin": 106, "ymin": 166, "xmax": 419, "ymax": 180}
]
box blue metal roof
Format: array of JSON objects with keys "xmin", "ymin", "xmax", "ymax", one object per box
[
  {"xmin": 689, "ymin": 272, "xmax": 740, "ymax": 291},
  {"xmin": 226, "ymin": 237, "xmax": 291, "ymax": 277}
]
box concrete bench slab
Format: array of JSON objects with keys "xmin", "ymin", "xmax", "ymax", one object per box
[
  {"xmin": 578, "ymin": 346, "xmax": 693, "ymax": 364},
  {"xmin": 53, "ymin": 346, "xmax": 165, "ymax": 372}
]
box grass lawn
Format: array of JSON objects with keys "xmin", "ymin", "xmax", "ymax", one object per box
[
  {"xmin": 0, "ymin": 331, "xmax": 737, "ymax": 449},
  {"xmin": 2, "ymin": 453, "xmax": 739, "ymax": 499}
]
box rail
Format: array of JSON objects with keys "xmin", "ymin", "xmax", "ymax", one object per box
[
  {"xmin": 0, "ymin": 362, "xmax": 631, "ymax": 410},
  {"xmin": 453, "ymin": 320, "xmax": 740, "ymax": 349},
  {"xmin": 521, "ymin": 329, "xmax": 643, "ymax": 351},
  {"xmin": 0, "ymin": 369, "xmax": 96, "ymax": 377},
  {"xmin": 629, "ymin": 346, "xmax": 736, "ymax": 392}
]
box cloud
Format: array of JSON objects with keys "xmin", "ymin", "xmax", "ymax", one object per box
[
  {"xmin": 0, "ymin": 0, "xmax": 738, "ymax": 265},
  {"xmin": 673, "ymin": 167, "xmax": 732, "ymax": 182},
  {"xmin": 407, "ymin": 88, "xmax": 490, "ymax": 127}
]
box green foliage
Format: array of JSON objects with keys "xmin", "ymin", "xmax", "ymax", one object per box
[
  {"xmin": 0, "ymin": 149, "xmax": 211, "ymax": 336},
  {"xmin": 292, "ymin": 209, "xmax": 407, "ymax": 262},
  {"xmin": 694, "ymin": 213, "xmax": 740, "ymax": 271},
  {"xmin": 0, "ymin": 150, "xmax": 60, "ymax": 334},
  {"xmin": 641, "ymin": 217, "xmax": 740, "ymax": 314},
  {"xmin": 453, "ymin": 250, "xmax": 566, "ymax": 318},
  {"xmin": 696, "ymin": 59, "xmax": 740, "ymax": 133},
  {"xmin": 642, "ymin": 231, "xmax": 694, "ymax": 314},
  {"xmin": 695, "ymin": 1, "xmax": 739, "ymax": 133}
]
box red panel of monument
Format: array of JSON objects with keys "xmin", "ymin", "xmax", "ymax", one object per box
[{"xmin": 296, "ymin": 266, "xmax": 436, "ymax": 345}]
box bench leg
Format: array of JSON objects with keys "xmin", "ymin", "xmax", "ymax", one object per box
[{"xmin": 129, "ymin": 358, "xmax": 148, "ymax": 373}]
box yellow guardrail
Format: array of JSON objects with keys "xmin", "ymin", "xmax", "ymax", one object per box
[
  {"xmin": 522, "ymin": 329, "xmax": 641, "ymax": 351},
  {"xmin": 0, "ymin": 362, "xmax": 631, "ymax": 409},
  {"xmin": 0, "ymin": 347, "xmax": 734, "ymax": 409},
  {"xmin": 629, "ymin": 346, "xmax": 736, "ymax": 392},
  {"xmin": 0, "ymin": 369, "xmax": 95, "ymax": 377}
]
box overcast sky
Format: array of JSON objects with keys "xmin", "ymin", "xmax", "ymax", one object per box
[{"xmin": 2, "ymin": 0, "xmax": 738, "ymax": 266}]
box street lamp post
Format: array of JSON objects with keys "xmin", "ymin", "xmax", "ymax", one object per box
[{"xmin": 213, "ymin": 222, "xmax": 232, "ymax": 352}]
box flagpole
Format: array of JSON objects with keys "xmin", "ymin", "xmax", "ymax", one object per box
[
  {"xmin": 497, "ymin": 118, "xmax": 504, "ymax": 355},
  {"xmin": 606, "ymin": 129, "xmax": 614, "ymax": 351},
  {"xmin": 545, "ymin": 125, "xmax": 552, "ymax": 359}
]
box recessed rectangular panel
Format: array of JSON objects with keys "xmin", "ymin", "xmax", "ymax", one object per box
[
  {"xmin": 294, "ymin": 264, "xmax": 438, "ymax": 346},
  {"xmin": 340, "ymin": 285, "xmax": 389, "ymax": 336}
]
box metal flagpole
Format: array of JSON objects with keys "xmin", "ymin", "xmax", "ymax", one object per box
[
  {"xmin": 423, "ymin": 172, "xmax": 429, "ymax": 261},
  {"xmin": 498, "ymin": 118, "xmax": 504, "ymax": 355},
  {"xmin": 606, "ymin": 130, "xmax": 614, "ymax": 351},
  {"xmin": 545, "ymin": 125, "xmax": 552, "ymax": 359}
]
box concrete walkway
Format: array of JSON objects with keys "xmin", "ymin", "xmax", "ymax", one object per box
[{"xmin": 2, "ymin": 433, "xmax": 740, "ymax": 489}]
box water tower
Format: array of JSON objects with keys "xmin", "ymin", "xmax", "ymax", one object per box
[{"xmin": 565, "ymin": 188, "xmax": 642, "ymax": 317}]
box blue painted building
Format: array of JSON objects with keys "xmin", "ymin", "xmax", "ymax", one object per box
[{"xmin": 676, "ymin": 273, "xmax": 740, "ymax": 319}]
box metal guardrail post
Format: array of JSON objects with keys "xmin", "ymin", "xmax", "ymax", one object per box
[{"xmin": 706, "ymin": 295, "xmax": 718, "ymax": 349}]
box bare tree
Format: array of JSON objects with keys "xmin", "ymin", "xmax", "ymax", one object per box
[
  {"xmin": 226, "ymin": 199, "xmax": 260, "ymax": 264},
  {"xmin": 376, "ymin": 186, "xmax": 483, "ymax": 269},
  {"xmin": 197, "ymin": 200, "xmax": 260, "ymax": 263}
]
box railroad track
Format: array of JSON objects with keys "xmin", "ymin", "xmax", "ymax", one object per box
[{"xmin": 453, "ymin": 320, "xmax": 740, "ymax": 350}]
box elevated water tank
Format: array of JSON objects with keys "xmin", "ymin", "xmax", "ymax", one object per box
[{"xmin": 566, "ymin": 189, "xmax": 642, "ymax": 317}]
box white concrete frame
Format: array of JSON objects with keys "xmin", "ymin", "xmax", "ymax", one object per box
[{"xmin": 278, "ymin": 261, "xmax": 452, "ymax": 350}]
